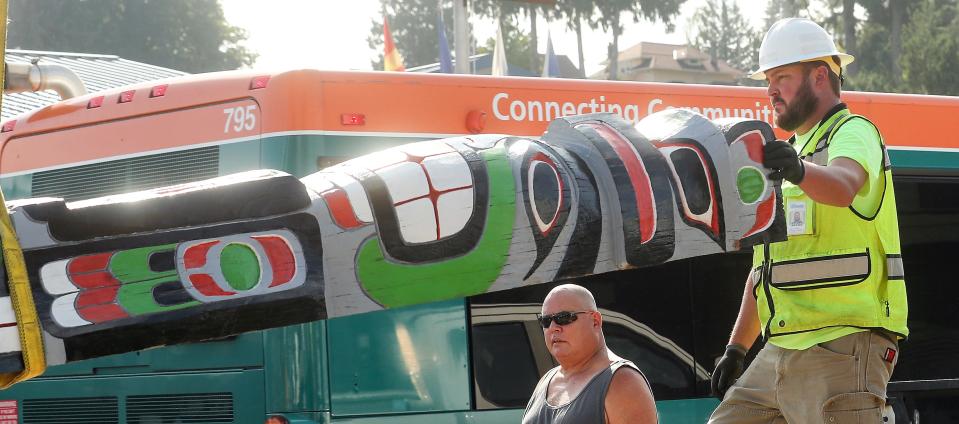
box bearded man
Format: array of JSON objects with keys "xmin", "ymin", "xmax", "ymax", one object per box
[{"xmin": 707, "ymin": 18, "xmax": 908, "ymax": 424}]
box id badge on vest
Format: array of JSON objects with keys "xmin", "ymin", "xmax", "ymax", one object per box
[{"xmin": 784, "ymin": 186, "xmax": 815, "ymax": 236}]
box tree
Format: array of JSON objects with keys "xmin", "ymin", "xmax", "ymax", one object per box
[
  {"xmin": 552, "ymin": 0, "xmax": 595, "ymax": 76},
  {"xmin": 900, "ymin": 0, "xmax": 959, "ymax": 95},
  {"xmin": 687, "ymin": 0, "xmax": 761, "ymax": 75},
  {"xmin": 476, "ymin": 14, "xmax": 536, "ymax": 72},
  {"xmin": 369, "ymin": 0, "xmax": 462, "ymax": 70},
  {"xmin": 764, "ymin": 0, "xmax": 810, "ymax": 28},
  {"xmin": 472, "ymin": 0, "xmax": 546, "ymax": 74},
  {"xmin": 8, "ymin": 0, "xmax": 255, "ymax": 73},
  {"xmin": 592, "ymin": 0, "xmax": 686, "ymax": 80}
]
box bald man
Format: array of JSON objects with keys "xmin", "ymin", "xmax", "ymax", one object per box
[{"xmin": 522, "ymin": 284, "xmax": 658, "ymax": 424}]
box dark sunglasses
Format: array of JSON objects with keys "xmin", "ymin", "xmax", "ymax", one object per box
[{"xmin": 536, "ymin": 311, "xmax": 590, "ymax": 328}]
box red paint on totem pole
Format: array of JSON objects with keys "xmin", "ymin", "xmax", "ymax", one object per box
[
  {"xmin": 68, "ymin": 253, "xmax": 112, "ymax": 274},
  {"xmin": 252, "ymin": 235, "xmax": 296, "ymax": 287},
  {"xmin": 70, "ymin": 271, "xmax": 120, "ymax": 289},
  {"xmin": 581, "ymin": 122, "xmax": 656, "ymax": 244},
  {"xmin": 189, "ymin": 274, "xmax": 236, "ymax": 296},
  {"xmin": 743, "ymin": 196, "xmax": 776, "ymax": 238},
  {"xmin": 184, "ymin": 241, "xmax": 219, "ymax": 269},
  {"xmin": 321, "ymin": 189, "xmax": 364, "ymax": 229},
  {"xmin": 76, "ymin": 286, "xmax": 121, "ymax": 307},
  {"xmin": 77, "ymin": 303, "xmax": 128, "ymax": 323},
  {"xmin": 739, "ymin": 131, "xmax": 765, "ymax": 163}
]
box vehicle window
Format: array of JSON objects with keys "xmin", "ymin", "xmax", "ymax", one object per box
[
  {"xmin": 603, "ymin": 323, "xmax": 695, "ymax": 398},
  {"xmin": 471, "ymin": 323, "xmax": 541, "ymax": 408}
]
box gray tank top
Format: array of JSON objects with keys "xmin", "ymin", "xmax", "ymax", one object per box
[{"xmin": 521, "ymin": 360, "xmax": 650, "ymax": 424}]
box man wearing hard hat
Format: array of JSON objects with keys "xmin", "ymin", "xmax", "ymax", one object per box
[{"xmin": 708, "ymin": 18, "xmax": 908, "ymax": 423}]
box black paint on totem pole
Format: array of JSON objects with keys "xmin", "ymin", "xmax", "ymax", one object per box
[
  {"xmin": 18, "ymin": 170, "xmax": 311, "ymax": 242},
  {"xmin": 552, "ymin": 149, "xmax": 603, "ymax": 280},
  {"xmin": 359, "ymin": 143, "xmax": 489, "ymax": 264},
  {"xmin": 514, "ymin": 139, "xmax": 573, "ymax": 280},
  {"xmin": 555, "ymin": 114, "xmax": 677, "ymax": 267},
  {"xmin": 659, "ymin": 137, "xmax": 726, "ymax": 248},
  {"xmin": 23, "ymin": 212, "xmax": 325, "ymax": 359}
]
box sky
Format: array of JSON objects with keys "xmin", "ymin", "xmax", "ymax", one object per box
[{"xmin": 220, "ymin": 0, "xmax": 769, "ymax": 76}]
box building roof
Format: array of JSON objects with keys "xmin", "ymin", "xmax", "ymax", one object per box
[
  {"xmin": 590, "ymin": 42, "xmax": 743, "ymax": 81},
  {"xmin": 2, "ymin": 49, "xmax": 187, "ymax": 119}
]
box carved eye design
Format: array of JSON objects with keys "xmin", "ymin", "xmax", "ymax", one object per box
[{"xmin": 528, "ymin": 153, "xmax": 563, "ymax": 236}]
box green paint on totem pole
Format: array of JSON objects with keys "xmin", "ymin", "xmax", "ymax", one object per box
[
  {"xmin": 357, "ymin": 144, "xmax": 515, "ymax": 308},
  {"xmin": 736, "ymin": 167, "xmax": 765, "ymax": 204},
  {"xmin": 113, "ymin": 244, "xmax": 200, "ymax": 315},
  {"xmin": 220, "ymin": 243, "xmax": 260, "ymax": 291}
]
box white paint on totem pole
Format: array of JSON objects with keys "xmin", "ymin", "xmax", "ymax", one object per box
[
  {"xmin": 376, "ymin": 162, "xmax": 429, "ymax": 203},
  {"xmin": 308, "ymin": 188, "xmax": 383, "ymax": 318},
  {"xmin": 0, "ymin": 297, "xmax": 16, "ymax": 327},
  {"xmin": 39, "ymin": 259, "xmax": 75, "ymax": 295},
  {"xmin": 421, "ymin": 153, "xmax": 472, "ymax": 192},
  {"xmin": 399, "ymin": 140, "xmax": 455, "ymax": 157},
  {"xmin": 355, "ymin": 148, "xmax": 407, "ymax": 171},
  {"xmin": 528, "ymin": 161, "xmax": 562, "ymax": 234},
  {"xmin": 321, "ymin": 172, "xmax": 374, "ymax": 222},
  {"xmin": 300, "ymin": 173, "xmax": 335, "ymax": 193},
  {"xmin": 6, "ymin": 205, "xmax": 58, "ymax": 250},
  {"xmin": 0, "ymin": 326, "xmax": 22, "ymax": 355},
  {"xmin": 436, "ymin": 189, "xmax": 473, "ymax": 238},
  {"xmin": 51, "ymin": 293, "xmax": 92, "ymax": 328},
  {"xmin": 42, "ymin": 331, "xmax": 67, "ymax": 366},
  {"xmin": 394, "ymin": 198, "xmax": 438, "ymax": 243}
]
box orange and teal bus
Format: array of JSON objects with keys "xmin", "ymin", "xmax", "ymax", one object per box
[{"xmin": 0, "ymin": 70, "xmax": 956, "ymax": 423}]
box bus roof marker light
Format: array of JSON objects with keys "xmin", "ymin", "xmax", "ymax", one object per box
[
  {"xmin": 87, "ymin": 96, "xmax": 104, "ymax": 109},
  {"xmin": 118, "ymin": 90, "xmax": 135, "ymax": 103},
  {"xmin": 150, "ymin": 85, "xmax": 168, "ymax": 98},
  {"xmin": 250, "ymin": 75, "xmax": 270, "ymax": 90},
  {"xmin": 466, "ymin": 110, "xmax": 487, "ymax": 134},
  {"xmin": 0, "ymin": 120, "xmax": 15, "ymax": 133},
  {"xmin": 341, "ymin": 113, "xmax": 365, "ymax": 126}
]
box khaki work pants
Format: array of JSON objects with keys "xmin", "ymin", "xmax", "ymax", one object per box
[{"xmin": 708, "ymin": 331, "xmax": 897, "ymax": 424}]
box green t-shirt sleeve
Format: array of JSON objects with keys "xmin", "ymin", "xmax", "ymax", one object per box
[{"xmin": 826, "ymin": 118, "xmax": 883, "ymax": 200}]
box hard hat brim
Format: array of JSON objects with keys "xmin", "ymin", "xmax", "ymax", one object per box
[{"xmin": 749, "ymin": 52, "xmax": 855, "ymax": 81}]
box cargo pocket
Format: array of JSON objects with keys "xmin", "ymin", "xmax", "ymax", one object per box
[{"xmin": 822, "ymin": 392, "xmax": 884, "ymax": 423}]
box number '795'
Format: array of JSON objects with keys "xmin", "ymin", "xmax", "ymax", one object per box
[{"xmin": 223, "ymin": 105, "xmax": 257, "ymax": 133}]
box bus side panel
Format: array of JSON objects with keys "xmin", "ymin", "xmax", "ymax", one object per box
[
  {"xmin": 0, "ymin": 368, "xmax": 265, "ymax": 422},
  {"xmin": 327, "ymin": 299, "xmax": 471, "ymax": 417},
  {"xmin": 264, "ymin": 321, "xmax": 330, "ymax": 415}
]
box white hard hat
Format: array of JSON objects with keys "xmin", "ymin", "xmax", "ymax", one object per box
[{"xmin": 749, "ymin": 17, "xmax": 854, "ymax": 80}]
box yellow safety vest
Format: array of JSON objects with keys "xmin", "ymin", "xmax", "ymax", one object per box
[{"xmin": 755, "ymin": 107, "xmax": 909, "ymax": 339}]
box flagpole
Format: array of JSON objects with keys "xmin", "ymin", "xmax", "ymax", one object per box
[{"xmin": 453, "ymin": 0, "xmax": 470, "ymax": 74}]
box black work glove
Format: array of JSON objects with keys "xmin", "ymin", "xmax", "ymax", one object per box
[
  {"xmin": 711, "ymin": 344, "xmax": 747, "ymax": 399},
  {"xmin": 763, "ymin": 139, "xmax": 806, "ymax": 184}
]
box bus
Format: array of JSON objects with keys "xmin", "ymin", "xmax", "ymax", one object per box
[{"xmin": 0, "ymin": 70, "xmax": 956, "ymax": 423}]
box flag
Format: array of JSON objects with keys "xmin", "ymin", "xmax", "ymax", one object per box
[
  {"xmin": 492, "ymin": 19, "xmax": 508, "ymax": 77},
  {"xmin": 383, "ymin": 17, "xmax": 405, "ymax": 72},
  {"xmin": 542, "ymin": 30, "xmax": 560, "ymax": 78},
  {"xmin": 437, "ymin": 9, "xmax": 453, "ymax": 73}
]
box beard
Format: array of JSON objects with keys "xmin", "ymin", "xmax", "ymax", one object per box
[{"xmin": 775, "ymin": 77, "xmax": 819, "ymax": 132}]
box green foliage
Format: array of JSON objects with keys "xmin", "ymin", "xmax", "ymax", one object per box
[
  {"xmin": 591, "ymin": 0, "xmax": 686, "ymax": 79},
  {"xmin": 476, "ymin": 15, "xmax": 535, "ymax": 72},
  {"xmin": 369, "ymin": 0, "xmax": 458, "ymax": 70},
  {"xmin": 899, "ymin": 0, "xmax": 959, "ymax": 95},
  {"xmin": 8, "ymin": 0, "xmax": 256, "ymax": 73},
  {"xmin": 687, "ymin": 0, "xmax": 761, "ymax": 73}
]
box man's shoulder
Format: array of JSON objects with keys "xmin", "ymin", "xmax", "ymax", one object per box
[{"xmin": 605, "ymin": 362, "xmax": 658, "ymax": 423}]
